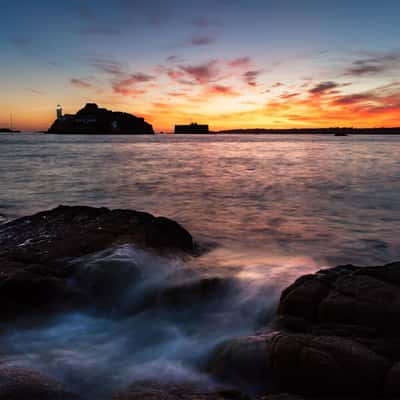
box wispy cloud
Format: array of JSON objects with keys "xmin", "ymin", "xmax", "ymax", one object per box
[
  {"xmin": 70, "ymin": 78, "xmax": 94, "ymax": 88},
  {"xmin": 25, "ymin": 88, "xmax": 45, "ymax": 95},
  {"xmin": 344, "ymin": 51, "xmax": 400, "ymax": 76},
  {"xmin": 89, "ymin": 57, "xmax": 124, "ymax": 75},
  {"xmin": 179, "ymin": 60, "xmax": 220, "ymax": 84},
  {"xmin": 9, "ymin": 36, "xmax": 33, "ymax": 53},
  {"xmin": 80, "ymin": 27, "xmax": 121, "ymax": 35},
  {"xmin": 112, "ymin": 73, "xmax": 155, "ymax": 96},
  {"xmin": 243, "ymin": 70, "xmax": 260, "ymax": 87},
  {"xmin": 309, "ymin": 81, "xmax": 340, "ymax": 95},
  {"xmin": 204, "ymin": 85, "xmax": 240, "ymax": 96},
  {"xmin": 332, "ymin": 93, "xmax": 373, "ymax": 105},
  {"xmin": 228, "ymin": 57, "xmax": 252, "ymax": 69},
  {"xmin": 166, "ymin": 55, "xmax": 185, "ymax": 63},
  {"xmin": 192, "ymin": 16, "xmax": 221, "ymax": 28},
  {"xmin": 191, "ymin": 35, "xmax": 216, "ymax": 46},
  {"xmin": 77, "ymin": 3, "xmax": 121, "ymax": 35}
]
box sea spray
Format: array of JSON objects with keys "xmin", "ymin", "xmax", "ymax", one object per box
[{"xmin": 0, "ymin": 244, "xmax": 318, "ymax": 398}]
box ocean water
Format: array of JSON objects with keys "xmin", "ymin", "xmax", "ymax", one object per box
[{"xmin": 1, "ymin": 133, "xmax": 400, "ymax": 397}]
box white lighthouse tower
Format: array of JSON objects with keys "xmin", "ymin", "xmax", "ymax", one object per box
[{"xmin": 57, "ymin": 104, "xmax": 63, "ymax": 120}]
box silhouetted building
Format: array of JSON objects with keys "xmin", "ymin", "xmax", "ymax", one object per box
[{"xmin": 175, "ymin": 123, "xmax": 209, "ymax": 134}]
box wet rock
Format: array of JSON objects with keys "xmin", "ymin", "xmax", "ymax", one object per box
[
  {"xmin": 385, "ymin": 362, "xmax": 400, "ymax": 397},
  {"xmin": 268, "ymin": 332, "xmax": 389, "ymax": 396},
  {"xmin": 207, "ymin": 334, "xmax": 272, "ymax": 391},
  {"xmin": 208, "ymin": 262, "xmax": 400, "ymax": 399},
  {"xmin": 156, "ymin": 277, "xmax": 235, "ymax": 308},
  {"xmin": 0, "ymin": 205, "xmax": 193, "ymax": 319},
  {"xmin": 113, "ymin": 382, "xmax": 248, "ymax": 400},
  {"xmin": 144, "ymin": 217, "xmax": 193, "ymax": 252},
  {"xmin": 0, "ymin": 205, "xmax": 193, "ymax": 264},
  {"xmin": 259, "ymin": 395, "xmax": 305, "ymax": 400},
  {"xmin": 0, "ymin": 270, "xmax": 85, "ymax": 319},
  {"xmin": 0, "ymin": 367, "xmax": 81, "ymax": 399},
  {"xmin": 278, "ymin": 262, "xmax": 400, "ymax": 336}
]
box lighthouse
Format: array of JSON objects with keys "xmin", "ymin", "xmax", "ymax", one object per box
[{"xmin": 57, "ymin": 104, "xmax": 63, "ymax": 120}]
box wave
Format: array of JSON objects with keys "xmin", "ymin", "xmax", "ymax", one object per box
[{"xmin": 0, "ymin": 244, "xmax": 318, "ymax": 398}]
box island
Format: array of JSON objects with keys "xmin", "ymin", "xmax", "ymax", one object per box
[{"xmin": 47, "ymin": 103, "xmax": 154, "ymax": 134}]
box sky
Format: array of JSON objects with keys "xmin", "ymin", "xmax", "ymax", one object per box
[{"xmin": 1, "ymin": 0, "xmax": 400, "ymax": 131}]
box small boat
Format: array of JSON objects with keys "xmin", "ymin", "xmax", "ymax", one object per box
[{"xmin": 334, "ymin": 132, "xmax": 348, "ymax": 136}]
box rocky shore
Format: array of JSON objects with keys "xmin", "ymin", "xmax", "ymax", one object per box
[{"xmin": 1, "ymin": 206, "xmax": 399, "ymax": 399}]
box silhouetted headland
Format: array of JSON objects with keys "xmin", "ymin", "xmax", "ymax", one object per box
[
  {"xmin": 217, "ymin": 127, "xmax": 400, "ymax": 135},
  {"xmin": 47, "ymin": 103, "xmax": 154, "ymax": 134},
  {"xmin": 0, "ymin": 128, "xmax": 20, "ymax": 133}
]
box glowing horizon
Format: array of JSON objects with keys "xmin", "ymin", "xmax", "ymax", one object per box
[{"xmin": 1, "ymin": 1, "xmax": 400, "ymax": 131}]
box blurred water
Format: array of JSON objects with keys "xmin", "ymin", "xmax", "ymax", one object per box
[
  {"xmin": 1, "ymin": 133, "xmax": 400, "ymax": 266},
  {"xmin": 1, "ymin": 133, "xmax": 400, "ymax": 396}
]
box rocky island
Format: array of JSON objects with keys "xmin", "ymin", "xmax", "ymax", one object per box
[
  {"xmin": 1, "ymin": 206, "xmax": 400, "ymax": 399},
  {"xmin": 47, "ymin": 103, "xmax": 154, "ymax": 134}
]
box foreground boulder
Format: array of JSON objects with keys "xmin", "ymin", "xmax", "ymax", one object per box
[
  {"xmin": 209, "ymin": 262, "xmax": 400, "ymax": 399},
  {"xmin": 0, "ymin": 205, "xmax": 193, "ymax": 318},
  {"xmin": 0, "ymin": 205, "xmax": 193, "ymax": 264},
  {"xmin": 278, "ymin": 263, "xmax": 400, "ymax": 336}
]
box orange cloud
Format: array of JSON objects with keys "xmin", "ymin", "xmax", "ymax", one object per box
[{"xmin": 204, "ymin": 85, "xmax": 240, "ymax": 96}]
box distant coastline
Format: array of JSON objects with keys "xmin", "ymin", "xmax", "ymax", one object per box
[
  {"xmin": 215, "ymin": 127, "xmax": 400, "ymax": 135},
  {"xmin": 0, "ymin": 128, "xmax": 20, "ymax": 133}
]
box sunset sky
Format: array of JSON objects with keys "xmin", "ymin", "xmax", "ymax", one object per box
[{"xmin": 1, "ymin": 0, "xmax": 400, "ymax": 131}]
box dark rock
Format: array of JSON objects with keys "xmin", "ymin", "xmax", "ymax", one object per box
[
  {"xmin": 259, "ymin": 395, "xmax": 305, "ymax": 400},
  {"xmin": 278, "ymin": 262, "xmax": 400, "ymax": 336},
  {"xmin": 156, "ymin": 277, "xmax": 234, "ymax": 308},
  {"xmin": 385, "ymin": 362, "xmax": 400, "ymax": 397},
  {"xmin": 0, "ymin": 205, "xmax": 193, "ymax": 263},
  {"xmin": 144, "ymin": 217, "xmax": 193, "ymax": 252},
  {"xmin": 48, "ymin": 103, "xmax": 154, "ymax": 134},
  {"xmin": 0, "ymin": 205, "xmax": 193, "ymax": 319},
  {"xmin": 0, "ymin": 367, "xmax": 81, "ymax": 399},
  {"xmin": 268, "ymin": 332, "xmax": 389, "ymax": 396},
  {"xmin": 0, "ymin": 270, "xmax": 84, "ymax": 319},
  {"xmin": 207, "ymin": 334, "xmax": 272, "ymax": 391},
  {"xmin": 113, "ymin": 382, "xmax": 249, "ymax": 400},
  {"xmin": 208, "ymin": 262, "xmax": 400, "ymax": 399}
]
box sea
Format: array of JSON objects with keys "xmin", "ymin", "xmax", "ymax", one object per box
[{"xmin": 1, "ymin": 133, "xmax": 400, "ymax": 397}]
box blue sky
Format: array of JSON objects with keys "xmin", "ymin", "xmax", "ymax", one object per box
[{"xmin": 1, "ymin": 0, "xmax": 400, "ymax": 130}]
